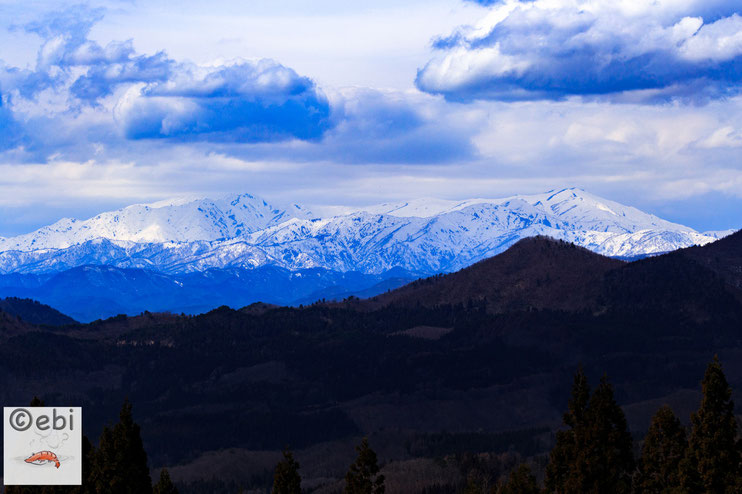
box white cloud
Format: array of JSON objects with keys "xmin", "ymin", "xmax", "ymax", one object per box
[
  {"xmin": 0, "ymin": 0, "xmax": 740, "ymax": 234},
  {"xmin": 418, "ymin": 0, "xmax": 742, "ymax": 102}
]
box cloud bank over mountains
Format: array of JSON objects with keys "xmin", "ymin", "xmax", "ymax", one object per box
[
  {"xmin": 0, "ymin": 0, "xmax": 740, "ymax": 235},
  {"xmin": 418, "ymin": 0, "xmax": 742, "ymax": 103}
]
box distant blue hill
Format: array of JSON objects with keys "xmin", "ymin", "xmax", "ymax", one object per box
[{"xmin": 0, "ymin": 265, "xmax": 418, "ymax": 322}]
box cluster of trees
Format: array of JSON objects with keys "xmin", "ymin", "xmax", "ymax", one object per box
[
  {"xmin": 6, "ymin": 357, "xmax": 740, "ymax": 493},
  {"xmin": 272, "ymin": 438, "xmax": 385, "ymax": 494},
  {"xmin": 4, "ymin": 399, "xmax": 177, "ymax": 494},
  {"xmin": 270, "ymin": 357, "xmax": 742, "ymax": 494},
  {"xmin": 491, "ymin": 357, "xmax": 742, "ymax": 494}
]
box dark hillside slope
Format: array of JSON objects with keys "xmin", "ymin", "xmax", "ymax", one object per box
[
  {"xmin": 680, "ymin": 228, "xmax": 742, "ymax": 291},
  {"xmin": 0, "ymin": 308, "xmax": 38, "ymax": 339},
  {"xmin": 370, "ymin": 236, "xmax": 623, "ymax": 312},
  {"xmin": 596, "ymin": 229, "xmax": 742, "ymax": 325},
  {"xmin": 601, "ymin": 250, "xmax": 742, "ymax": 321},
  {"xmin": 368, "ymin": 233, "xmax": 742, "ymax": 323},
  {"xmin": 0, "ymin": 297, "xmax": 77, "ymax": 326}
]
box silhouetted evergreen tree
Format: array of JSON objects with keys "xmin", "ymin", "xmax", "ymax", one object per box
[
  {"xmin": 634, "ymin": 405, "xmax": 687, "ymax": 493},
  {"xmin": 271, "ymin": 448, "xmax": 301, "ymax": 494},
  {"xmin": 73, "ymin": 435, "xmax": 96, "ymax": 494},
  {"xmin": 496, "ymin": 464, "xmax": 539, "ymax": 494},
  {"xmin": 344, "ymin": 438, "xmax": 385, "ymax": 494},
  {"xmin": 569, "ymin": 375, "xmax": 633, "ymax": 493},
  {"xmin": 153, "ymin": 469, "xmax": 178, "ymax": 494},
  {"xmin": 544, "ymin": 367, "xmax": 589, "ymax": 494},
  {"xmin": 90, "ymin": 400, "xmax": 152, "ymax": 494},
  {"xmin": 682, "ymin": 357, "xmax": 741, "ymax": 494},
  {"xmin": 545, "ymin": 371, "xmax": 634, "ymax": 494}
]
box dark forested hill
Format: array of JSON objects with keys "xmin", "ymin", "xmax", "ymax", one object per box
[
  {"xmin": 1, "ymin": 233, "xmax": 740, "ymax": 492},
  {"xmin": 367, "ymin": 236, "xmax": 624, "ymax": 312},
  {"xmin": 0, "ymin": 296, "xmax": 77, "ymax": 326},
  {"xmin": 366, "ymin": 233, "xmax": 742, "ymax": 318},
  {"xmin": 680, "ymin": 228, "xmax": 742, "ymax": 290},
  {"xmin": 0, "ymin": 307, "xmax": 38, "ymax": 338}
]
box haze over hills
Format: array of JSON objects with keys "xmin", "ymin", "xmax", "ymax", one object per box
[{"xmin": 0, "ymin": 265, "xmax": 417, "ymax": 322}]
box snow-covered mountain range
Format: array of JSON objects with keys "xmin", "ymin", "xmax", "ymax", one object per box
[
  {"xmin": 0, "ymin": 193, "xmax": 313, "ymax": 250},
  {"xmin": 0, "ymin": 188, "xmax": 734, "ymax": 275}
]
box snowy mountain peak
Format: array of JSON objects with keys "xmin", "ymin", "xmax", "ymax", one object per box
[
  {"xmin": 0, "ymin": 192, "xmax": 313, "ymax": 251},
  {"xmin": 356, "ymin": 188, "xmax": 691, "ymax": 235},
  {"xmin": 0, "ymin": 189, "xmax": 734, "ymax": 276},
  {"xmin": 518, "ymin": 188, "xmax": 690, "ymax": 234}
]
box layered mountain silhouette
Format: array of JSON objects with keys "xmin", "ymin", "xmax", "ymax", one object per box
[
  {"xmin": 369, "ymin": 237, "xmax": 623, "ymax": 312},
  {"xmin": 0, "ymin": 189, "xmax": 730, "ymax": 276},
  {"xmin": 0, "ymin": 230, "xmax": 740, "ymax": 490},
  {"xmin": 1, "ymin": 189, "xmax": 736, "ymax": 321},
  {"xmin": 0, "ymin": 265, "xmax": 418, "ymax": 321},
  {"xmin": 370, "ymin": 230, "xmax": 742, "ymax": 317}
]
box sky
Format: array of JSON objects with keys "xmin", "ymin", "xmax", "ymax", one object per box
[{"xmin": 0, "ymin": 0, "xmax": 741, "ymax": 235}]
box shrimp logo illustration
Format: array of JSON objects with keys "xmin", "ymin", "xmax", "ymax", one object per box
[
  {"xmin": 4, "ymin": 407, "xmax": 82, "ymax": 486},
  {"xmin": 25, "ymin": 451, "xmax": 61, "ymax": 469}
]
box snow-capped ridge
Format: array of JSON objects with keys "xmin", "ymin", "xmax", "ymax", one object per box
[
  {"xmin": 0, "ymin": 188, "xmax": 727, "ymax": 275},
  {"xmin": 0, "ymin": 192, "xmax": 314, "ymax": 251},
  {"xmin": 355, "ymin": 188, "xmax": 692, "ymax": 235}
]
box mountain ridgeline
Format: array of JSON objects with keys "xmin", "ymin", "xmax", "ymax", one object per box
[
  {"xmin": 368, "ymin": 232, "xmax": 742, "ymax": 317},
  {"xmin": 0, "ymin": 188, "xmax": 736, "ymax": 321},
  {"xmin": 367, "ymin": 237, "xmax": 624, "ymax": 313},
  {"xmin": 0, "ymin": 230, "xmax": 740, "ymax": 492},
  {"xmin": 0, "ymin": 296, "xmax": 77, "ymax": 325}
]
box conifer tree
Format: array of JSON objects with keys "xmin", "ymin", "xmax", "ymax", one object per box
[
  {"xmin": 56, "ymin": 435, "xmax": 96, "ymax": 494},
  {"xmin": 272, "ymin": 448, "xmax": 301, "ymax": 494},
  {"xmin": 544, "ymin": 367, "xmax": 589, "ymax": 494},
  {"xmin": 682, "ymin": 357, "xmax": 741, "ymax": 494},
  {"xmin": 634, "ymin": 405, "xmax": 687, "ymax": 493},
  {"xmin": 545, "ymin": 371, "xmax": 634, "ymax": 494},
  {"xmin": 90, "ymin": 400, "xmax": 153, "ymax": 494},
  {"xmin": 497, "ymin": 464, "xmax": 539, "ymax": 494},
  {"xmin": 344, "ymin": 438, "xmax": 385, "ymax": 494},
  {"xmin": 153, "ymin": 469, "xmax": 178, "ymax": 494},
  {"xmin": 567, "ymin": 375, "xmax": 634, "ymax": 494}
]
